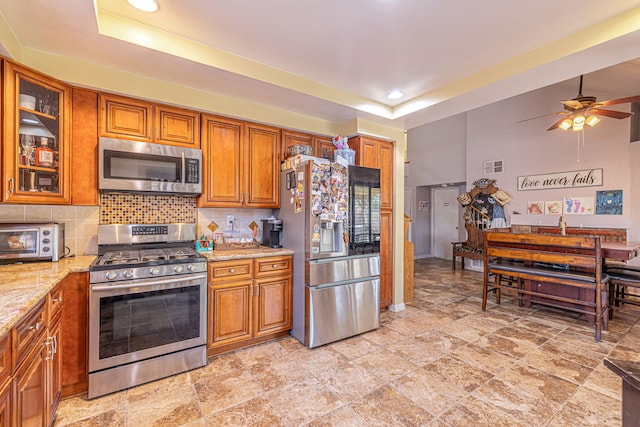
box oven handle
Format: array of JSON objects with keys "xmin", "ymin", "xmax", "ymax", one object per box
[{"xmin": 91, "ymin": 273, "xmax": 207, "ymax": 291}]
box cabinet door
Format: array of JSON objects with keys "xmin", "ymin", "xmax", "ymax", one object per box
[
  {"xmin": 313, "ymin": 136, "xmax": 334, "ymax": 160},
  {"xmin": 13, "ymin": 334, "xmax": 47, "ymax": 427},
  {"xmin": 47, "ymin": 317, "xmax": 62, "ymax": 425},
  {"xmin": 155, "ymin": 105, "xmax": 200, "ymax": 147},
  {"xmin": 208, "ymin": 281, "xmax": 253, "ymax": 347},
  {"xmin": 0, "ymin": 379, "xmax": 10, "ymax": 427},
  {"xmin": 2, "ymin": 63, "xmax": 71, "ymax": 204},
  {"xmin": 379, "ymin": 210, "xmax": 393, "ymax": 309},
  {"xmin": 61, "ymin": 272, "xmax": 88, "ymax": 398},
  {"xmin": 359, "ymin": 137, "xmax": 380, "ymax": 169},
  {"xmin": 200, "ymin": 115, "xmax": 244, "ymax": 207},
  {"xmin": 281, "ymin": 130, "xmax": 313, "ymax": 161},
  {"xmin": 99, "ymin": 93, "xmax": 152, "ymax": 141},
  {"xmin": 254, "ymin": 276, "xmax": 292, "ymax": 337},
  {"xmin": 244, "ymin": 123, "xmax": 280, "ymax": 208},
  {"xmin": 379, "ymin": 141, "xmax": 394, "ymax": 211}
]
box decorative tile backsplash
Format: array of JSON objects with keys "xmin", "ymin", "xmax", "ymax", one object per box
[{"xmin": 100, "ymin": 193, "xmax": 197, "ymax": 224}]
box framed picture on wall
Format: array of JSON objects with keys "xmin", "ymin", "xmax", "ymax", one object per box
[{"xmin": 596, "ymin": 190, "xmax": 623, "ymax": 215}]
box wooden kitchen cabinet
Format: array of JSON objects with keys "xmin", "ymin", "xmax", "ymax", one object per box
[
  {"xmin": 70, "ymin": 88, "xmax": 99, "ymax": 205},
  {"xmin": 12, "ymin": 300, "xmax": 48, "ymax": 427},
  {"xmin": 207, "ymin": 256, "xmax": 292, "ymax": 356},
  {"xmin": 281, "ymin": 130, "xmax": 334, "ymax": 161},
  {"xmin": 61, "ymin": 272, "xmax": 89, "ymax": 398},
  {"xmin": 200, "ymin": 115, "xmax": 280, "ymax": 208},
  {"xmin": 2, "ymin": 62, "xmax": 71, "ymax": 204},
  {"xmin": 10, "ymin": 283, "xmax": 64, "ymax": 426},
  {"xmin": 0, "ymin": 334, "xmax": 10, "ymax": 427},
  {"xmin": 349, "ymin": 135, "xmax": 394, "ymax": 210},
  {"xmin": 0, "ymin": 377, "xmax": 10, "ymax": 427},
  {"xmin": 99, "ymin": 93, "xmax": 200, "ymax": 147},
  {"xmin": 349, "ymin": 135, "xmax": 395, "ymax": 308}
]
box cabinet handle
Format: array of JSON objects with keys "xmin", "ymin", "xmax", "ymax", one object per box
[
  {"xmin": 28, "ymin": 322, "xmax": 42, "ymax": 331},
  {"xmin": 52, "ymin": 335, "xmax": 58, "ymax": 355},
  {"xmin": 45, "ymin": 337, "xmax": 54, "ymax": 361},
  {"xmin": 7, "ymin": 178, "xmax": 13, "ymax": 194},
  {"xmin": 52, "ymin": 296, "xmax": 63, "ymax": 304},
  {"xmin": 229, "ymin": 268, "xmax": 235, "ymax": 273}
]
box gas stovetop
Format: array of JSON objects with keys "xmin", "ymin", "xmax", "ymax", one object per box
[{"xmin": 90, "ymin": 223, "xmax": 207, "ymax": 283}]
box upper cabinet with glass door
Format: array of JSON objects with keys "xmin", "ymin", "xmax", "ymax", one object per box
[{"xmin": 2, "ymin": 62, "xmax": 71, "ymax": 204}]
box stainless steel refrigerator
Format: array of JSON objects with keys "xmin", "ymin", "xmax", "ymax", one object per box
[{"xmin": 278, "ymin": 158, "xmax": 381, "ymax": 348}]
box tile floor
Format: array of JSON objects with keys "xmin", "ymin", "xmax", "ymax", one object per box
[{"xmin": 54, "ymin": 258, "xmax": 639, "ymax": 426}]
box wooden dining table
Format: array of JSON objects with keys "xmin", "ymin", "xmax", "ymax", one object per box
[{"xmin": 602, "ymin": 241, "xmax": 640, "ymax": 262}]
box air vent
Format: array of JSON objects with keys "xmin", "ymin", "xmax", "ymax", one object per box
[{"xmin": 483, "ymin": 159, "xmax": 504, "ymax": 175}]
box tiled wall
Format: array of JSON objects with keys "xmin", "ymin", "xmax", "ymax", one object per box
[
  {"xmin": 100, "ymin": 193, "xmax": 197, "ymax": 224},
  {"xmin": 0, "ymin": 202, "xmax": 276, "ymax": 256},
  {"xmin": 0, "ymin": 204, "xmax": 99, "ymax": 256}
]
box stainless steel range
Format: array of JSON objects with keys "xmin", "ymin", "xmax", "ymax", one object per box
[{"xmin": 88, "ymin": 223, "xmax": 207, "ymax": 399}]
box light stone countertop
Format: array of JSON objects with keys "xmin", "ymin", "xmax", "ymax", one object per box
[
  {"xmin": 0, "ymin": 256, "xmax": 95, "ymax": 338},
  {"xmin": 201, "ymin": 246, "xmax": 294, "ymax": 262}
]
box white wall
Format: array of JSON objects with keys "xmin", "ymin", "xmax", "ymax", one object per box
[
  {"xmin": 466, "ymin": 83, "xmax": 633, "ymax": 231},
  {"xmin": 407, "ymin": 79, "xmax": 639, "ymax": 250}
]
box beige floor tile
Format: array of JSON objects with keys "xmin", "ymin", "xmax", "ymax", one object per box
[
  {"xmin": 353, "ymin": 348, "xmax": 420, "ymax": 383},
  {"xmin": 452, "ymin": 343, "xmax": 518, "ymax": 375},
  {"xmin": 306, "ymin": 405, "xmax": 369, "ymax": 426},
  {"xmin": 497, "ymin": 363, "xmax": 579, "ymax": 405},
  {"xmin": 264, "ymin": 377, "xmax": 343, "ymax": 425},
  {"xmin": 440, "ymin": 395, "xmax": 530, "ymax": 427},
  {"xmin": 386, "ymin": 336, "xmax": 445, "ymax": 365},
  {"xmin": 249, "ymin": 353, "xmax": 314, "ymax": 391},
  {"xmin": 54, "ymin": 392, "xmax": 127, "ymax": 426},
  {"xmin": 203, "ymin": 396, "xmax": 285, "ymax": 426},
  {"xmin": 312, "ymin": 360, "xmax": 384, "ymax": 402},
  {"xmin": 350, "ymin": 385, "xmax": 433, "ymax": 426},
  {"xmin": 582, "ymin": 362, "xmax": 623, "ymax": 400},
  {"xmin": 520, "ymin": 349, "xmax": 593, "ymax": 384},
  {"xmin": 55, "ymin": 409, "xmax": 126, "ymax": 427},
  {"xmin": 551, "ymin": 387, "xmax": 622, "ymax": 426},
  {"xmin": 193, "ymin": 369, "xmax": 264, "ymax": 416},
  {"xmin": 361, "ymin": 325, "xmax": 407, "ymax": 347},
  {"xmin": 423, "ymin": 354, "xmax": 493, "ymax": 393},
  {"xmin": 329, "ymin": 334, "xmax": 382, "ymax": 360}
]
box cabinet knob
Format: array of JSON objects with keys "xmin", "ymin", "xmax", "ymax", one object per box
[
  {"xmin": 272, "ymin": 264, "xmax": 278, "ymax": 269},
  {"xmin": 52, "ymin": 296, "xmax": 63, "ymax": 304},
  {"xmin": 29, "ymin": 321, "xmax": 42, "ymax": 331},
  {"xmin": 229, "ymin": 268, "xmax": 235, "ymax": 273}
]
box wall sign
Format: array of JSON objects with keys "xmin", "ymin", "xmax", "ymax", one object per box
[{"xmin": 517, "ymin": 168, "xmax": 603, "ymax": 191}]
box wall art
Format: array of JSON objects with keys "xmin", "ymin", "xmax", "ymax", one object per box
[{"xmin": 596, "ymin": 190, "xmax": 623, "ymax": 215}]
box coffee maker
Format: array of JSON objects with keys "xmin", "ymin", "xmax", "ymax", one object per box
[{"xmin": 262, "ymin": 218, "xmax": 283, "ymax": 248}]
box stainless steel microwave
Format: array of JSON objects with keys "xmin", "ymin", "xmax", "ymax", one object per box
[
  {"xmin": 0, "ymin": 222, "xmax": 65, "ymax": 263},
  {"xmin": 99, "ymin": 138, "xmax": 202, "ymax": 194}
]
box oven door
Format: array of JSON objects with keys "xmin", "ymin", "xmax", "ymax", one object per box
[{"xmin": 89, "ymin": 272, "xmax": 207, "ymax": 373}]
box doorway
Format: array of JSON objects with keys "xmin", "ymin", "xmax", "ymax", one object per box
[{"xmin": 432, "ymin": 187, "xmax": 461, "ymax": 260}]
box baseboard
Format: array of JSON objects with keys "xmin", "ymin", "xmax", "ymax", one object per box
[
  {"xmin": 388, "ymin": 303, "xmax": 406, "ymax": 312},
  {"xmin": 414, "ymin": 254, "xmax": 433, "ymax": 260}
]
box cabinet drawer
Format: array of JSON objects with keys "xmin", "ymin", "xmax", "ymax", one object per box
[
  {"xmin": 209, "ymin": 259, "xmax": 253, "ymax": 282},
  {"xmin": 48, "ymin": 282, "xmax": 64, "ymax": 324},
  {"xmin": 0, "ymin": 334, "xmax": 9, "ymax": 386},
  {"xmin": 13, "ymin": 299, "xmax": 46, "ymax": 370},
  {"xmin": 255, "ymin": 256, "xmax": 292, "ymax": 278}
]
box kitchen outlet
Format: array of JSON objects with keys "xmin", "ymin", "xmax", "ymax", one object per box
[{"xmin": 226, "ymin": 215, "xmax": 235, "ymax": 227}]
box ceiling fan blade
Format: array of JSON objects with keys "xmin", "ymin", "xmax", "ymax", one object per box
[
  {"xmin": 589, "ymin": 108, "xmax": 633, "ymax": 119},
  {"xmin": 547, "ymin": 116, "xmax": 568, "ymax": 131},
  {"xmin": 516, "ymin": 111, "xmax": 564, "ymax": 123},
  {"xmin": 560, "ymin": 99, "xmax": 583, "ymax": 109},
  {"xmin": 596, "ymin": 95, "xmax": 640, "ymax": 107}
]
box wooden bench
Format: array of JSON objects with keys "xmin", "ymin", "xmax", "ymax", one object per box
[
  {"xmin": 482, "ymin": 231, "xmax": 609, "ymax": 341},
  {"xmin": 530, "ymin": 226, "xmax": 627, "ymax": 243}
]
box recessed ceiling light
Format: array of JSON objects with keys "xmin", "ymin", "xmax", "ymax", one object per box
[
  {"xmin": 128, "ymin": 0, "xmax": 159, "ymax": 12},
  {"xmin": 387, "ymin": 90, "xmax": 404, "ymax": 100}
]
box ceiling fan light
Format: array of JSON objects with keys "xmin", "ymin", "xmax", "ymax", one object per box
[
  {"xmin": 559, "ymin": 118, "xmax": 573, "ymax": 130},
  {"xmin": 585, "ymin": 115, "xmax": 600, "ymax": 127}
]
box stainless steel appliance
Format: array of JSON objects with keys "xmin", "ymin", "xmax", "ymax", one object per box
[
  {"xmin": 278, "ymin": 158, "xmax": 381, "ymax": 348},
  {"xmin": 261, "ymin": 217, "xmax": 283, "ymax": 248},
  {"xmin": 0, "ymin": 222, "xmax": 65, "ymax": 263},
  {"xmin": 88, "ymin": 223, "xmax": 207, "ymax": 399},
  {"xmin": 99, "ymin": 137, "xmax": 202, "ymax": 194}
]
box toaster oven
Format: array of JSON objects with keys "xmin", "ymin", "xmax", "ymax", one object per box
[{"xmin": 0, "ymin": 222, "xmax": 65, "ymax": 263}]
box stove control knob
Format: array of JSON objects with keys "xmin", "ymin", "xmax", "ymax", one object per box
[
  {"xmin": 105, "ymin": 271, "xmax": 117, "ymax": 280},
  {"xmin": 123, "ymin": 269, "xmax": 134, "ymax": 279},
  {"xmin": 187, "ymin": 264, "xmax": 196, "ymax": 272},
  {"xmin": 149, "ymin": 267, "xmax": 160, "ymax": 276},
  {"xmin": 173, "ymin": 265, "xmax": 184, "ymax": 273}
]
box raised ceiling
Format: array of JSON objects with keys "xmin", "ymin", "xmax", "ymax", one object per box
[{"xmin": 2, "ymin": 0, "xmax": 640, "ymax": 130}]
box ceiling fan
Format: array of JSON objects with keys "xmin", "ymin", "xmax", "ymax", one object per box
[{"xmin": 535, "ymin": 75, "xmax": 640, "ymax": 131}]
